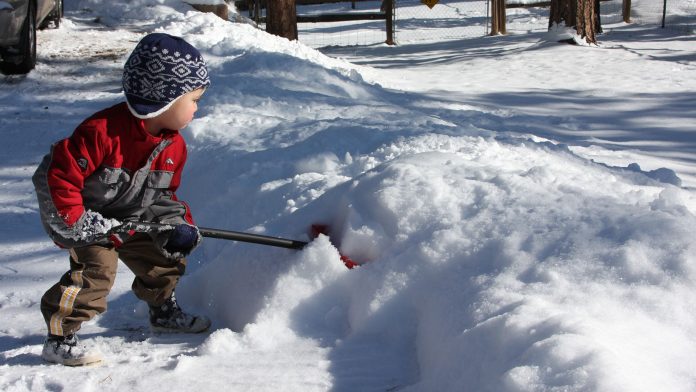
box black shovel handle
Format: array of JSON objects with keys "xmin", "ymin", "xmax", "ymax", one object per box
[{"xmin": 116, "ymin": 221, "xmax": 308, "ymax": 250}]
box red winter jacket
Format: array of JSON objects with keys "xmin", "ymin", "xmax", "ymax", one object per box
[{"xmin": 33, "ymin": 102, "xmax": 194, "ymax": 248}]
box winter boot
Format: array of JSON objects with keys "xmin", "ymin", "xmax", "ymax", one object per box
[
  {"xmin": 41, "ymin": 334, "xmax": 103, "ymax": 366},
  {"xmin": 149, "ymin": 292, "xmax": 210, "ymax": 333}
]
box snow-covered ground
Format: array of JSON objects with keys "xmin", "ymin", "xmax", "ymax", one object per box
[{"xmin": 1, "ymin": 0, "xmax": 695, "ymax": 391}]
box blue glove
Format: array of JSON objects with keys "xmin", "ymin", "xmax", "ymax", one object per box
[{"xmin": 164, "ymin": 224, "xmax": 201, "ymax": 256}]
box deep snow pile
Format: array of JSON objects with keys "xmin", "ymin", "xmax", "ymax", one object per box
[{"xmin": 1, "ymin": 0, "xmax": 696, "ymax": 391}]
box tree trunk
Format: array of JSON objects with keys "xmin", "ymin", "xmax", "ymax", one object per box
[
  {"xmin": 622, "ymin": 0, "xmax": 631, "ymax": 23},
  {"xmin": 549, "ymin": 0, "xmax": 598, "ymax": 45},
  {"xmin": 490, "ymin": 0, "xmax": 506, "ymax": 35},
  {"xmin": 576, "ymin": 0, "xmax": 598, "ymax": 44},
  {"xmin": 549, "ymin": 0, "xmax": 576, "ymax": 30},
  {"xmin": 188, "ymin": 3, "xmax": 229, "ymax": 20},
  {"xmin": 266, "ymin": 0, "xmax": 298, "ymax": 41}
]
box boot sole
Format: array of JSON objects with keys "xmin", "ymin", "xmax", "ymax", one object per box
[{"xmin": 150, "ymin": 317, "xmax": 211, "ymax": 334}]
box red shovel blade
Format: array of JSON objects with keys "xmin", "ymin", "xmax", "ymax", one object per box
[{"xmin": 311, "ymin": 224, "xmax": 359, "ymax": 269}]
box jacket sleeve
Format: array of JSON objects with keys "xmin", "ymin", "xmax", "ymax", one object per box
[
  {"xmin": 32, "ymin": 122, "xmax": 109, "ymax": 247},
  {"xmin": 170, "ymin": 141, "xmax": 195, "ymax": 225},
  {"xmin": 141, "ymin": 136, "xmax": 195, "ymax": 226},
  {"xmin": 141, "ymin": 137, "xmax": 199, "ymax": 259}
]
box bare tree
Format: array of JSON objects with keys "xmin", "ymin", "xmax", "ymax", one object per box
[
  {"xmin": 549, "ymin": 0, "xmax": 600, "ymax": 44},
  {"xmin": 622, "ymin": 0, "xmax": 632, "ymax": 23},
  {"xmin": 490, "ymin": 0, "xmax": 506, "ymax": 35},
  {"xmin": 549, "ymin": 0, "xmax": 576, "ymax": 30},
  {"xmin": 266, "ymin": 0, "xmax": 298, "ymax": 41}
]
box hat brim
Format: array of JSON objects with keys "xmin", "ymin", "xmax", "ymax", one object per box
[{"xmin": 125, "ymin": 94, "xmax": 175, "ymax": 120}]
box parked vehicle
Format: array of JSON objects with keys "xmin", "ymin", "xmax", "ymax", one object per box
[{"xmin": 0, "ymin": 0, "xmax": 63, "ymax": 75}]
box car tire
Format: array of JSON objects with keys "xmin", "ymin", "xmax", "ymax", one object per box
[
  {"xmin": 0, "ymin": 1, "xmax": 37, "ymax": 75},
  {"xmin": 41, "ymin": 0, "xmax": 63, "ymax": 29}
]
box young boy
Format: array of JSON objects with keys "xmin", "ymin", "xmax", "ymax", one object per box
[{"xmin": 33, "ymin": 33, "xmax": 211, "ymax": 366}]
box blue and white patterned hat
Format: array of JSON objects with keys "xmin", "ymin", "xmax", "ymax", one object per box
[{"xmin": 122, "ymin": 33, "xmax": 210, "ymax": 119}]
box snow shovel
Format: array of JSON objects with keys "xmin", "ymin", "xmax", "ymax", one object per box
[{"xmin": 112, "ymin": 221, "xmax": 358, "ymax": 269}]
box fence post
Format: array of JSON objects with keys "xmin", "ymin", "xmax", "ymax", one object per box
[
  {"xmin": 622, "ymin": 0, "xmax": 631, "ymax": 23},
  {"xmin": 490, "ymin": 0, "xmax": 506, "ymax": 35},
  {"xmin": 385, "ymin": 0, "xmax": 395, "ymax": 45}
]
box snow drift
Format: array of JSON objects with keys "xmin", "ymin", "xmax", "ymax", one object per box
[{"xmin": 163, "ymin": 12, "xmax": 696, "ymax": 392}]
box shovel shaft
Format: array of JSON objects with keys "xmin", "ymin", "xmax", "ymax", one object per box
[
  {"xmin": 198, "ymin": 227, "xmax": 308, "ymax": 249},
  {"xmin": 116, "ymin": 221, "xmax": 308, "ymax": 250}
]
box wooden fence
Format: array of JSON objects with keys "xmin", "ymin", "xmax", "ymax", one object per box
[{"xmin": 240, "ymin": 0, "xmax": 395, "ymax": 44}]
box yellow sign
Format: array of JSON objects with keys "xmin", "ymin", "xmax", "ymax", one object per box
[{"xmin": 421, "ymin": 0, "xmax": 439, "ymax": 9}]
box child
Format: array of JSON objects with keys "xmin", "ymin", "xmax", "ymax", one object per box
[{"xmin": 33, "ymin": 33, "xmax": 211, "ymax": 366}]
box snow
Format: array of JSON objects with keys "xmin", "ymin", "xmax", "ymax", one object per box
[{"xmin": 1, "ymin": 0, "xmax": 696, "ymax": 391}]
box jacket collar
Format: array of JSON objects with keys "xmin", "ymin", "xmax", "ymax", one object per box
[{"xmin": 132, "ymin": 116, "xmax": 179, "ymax": 142}]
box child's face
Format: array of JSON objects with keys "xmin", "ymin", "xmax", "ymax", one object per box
[{"xmin": 157, "ymin": 88, "xmax": 205, "ymax": 131}]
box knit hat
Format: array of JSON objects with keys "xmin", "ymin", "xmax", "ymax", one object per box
[{"xmin": 122, "ymin": 33, "xmax": 210, "ymax": 119}]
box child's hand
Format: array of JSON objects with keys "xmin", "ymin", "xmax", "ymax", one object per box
[
  {"xmin": 163, "ymin": 224, "xmax": 201, "ymax": 258},
  {"xmin": 76, "ymin": 210, "xmax": 119, "ymax": 243}
]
